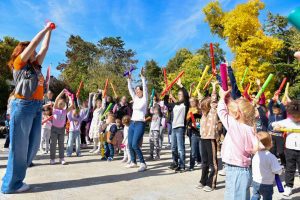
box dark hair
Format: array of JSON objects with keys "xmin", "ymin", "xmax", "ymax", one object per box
[
  {"xmin": 286, "ymin": 100, "xmax": 300, "ymax": 117},
  {"xmin": 272, "ymin": 103, "xmax": 281, "ymax": 109},
  {"xmin": 135, "ymin": 85, "xmax": 143, "ymax": 91}
]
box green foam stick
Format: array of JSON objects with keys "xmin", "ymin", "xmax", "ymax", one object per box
[
  {"xmin": 240, "ymin": 67, "xmax": 248, "ymax": 87},
  {"xmin": 100, "ymin": 103, "xmax": 113, "ymax": 120},
  {"xmin": 255, "ymin": 74, "xmax": 274, "ymax": 100},
  {"xmin": 149, "ymin": 88, "xmax": 155, "ymax": 108}
]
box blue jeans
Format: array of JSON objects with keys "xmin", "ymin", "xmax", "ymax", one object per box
[
  {"xmin": 128, "ymin": 121, "xmax": 145, "ymax": 164},
  {"xmin": 190, "ymin": 133, "xmax": 201, "ymax": 168},
  {"xmin": 104, "ymin": 142, "xmax": 114, "ymax": 158},
  {"xmin": 171, "ymin": 127, "xmax": 185, "ymax": 169},
  {"xmin": 66, "ymin": 131, "xmax": 81, "ymax": 156},
  {"xmin": 224, "ymin": 164, "xmax": 252, "ymax": 200},
  {"xmin": 251, "ymin": 181, "xmax": 273, "ymax": 200},
  {"xmin": 1, "ymin": 99, "xmax": 42, "ymax": 193}
]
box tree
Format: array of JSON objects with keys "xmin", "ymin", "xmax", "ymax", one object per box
[
  {"xmin": 203, "ymin": 0, "xmax": 283, "ymax": 97},
  {"xmin": 144, "ymin": 59, "xmax": 163, "ymax": 93},
  {"xmin": 165, "ymin": 48, "xmax": 193, "ymax": 73}
]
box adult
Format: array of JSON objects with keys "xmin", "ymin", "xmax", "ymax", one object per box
[
  {"xmin": 1, "ymin": 23, "xmax": 53, "ymax": 193},
  {"xmin": 127, "ymin": 68, "xmax": 148, "ymax": 172},
  {"xmin": 164, "ymin": 78, "xmax": 189, "ymax": 172},
  {"xmin": 113, "ymin": 96, "xmax": 132, "ymax": 120}
]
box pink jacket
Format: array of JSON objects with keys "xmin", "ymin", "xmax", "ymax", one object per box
[{"xmin": 217, "ymin": 99, "xmax": 257, "ymax": 167}]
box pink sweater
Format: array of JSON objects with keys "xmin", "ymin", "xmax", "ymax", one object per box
[{"xmin": 217, "ymin": 99, "xmax": 257, "ymax": 167}]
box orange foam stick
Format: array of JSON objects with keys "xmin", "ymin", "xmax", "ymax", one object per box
[
  {"xmin": 189, "ymin": 112, "xmax": 196, "ymax": 128},
  {"xmin": 42, "ymin": 116, "xmax": 54, "ymax": 125},
  {"xmin": 76, "ymin": 81, "xmax": 84, "ymax": 98},
  {"xmin": 103, "ymin": 79, "xmax": 109, "ymax": 97},
  {"xmin": 110, "ymin": 82, "xmax": 117, "ymax": 97},
  {"xmin": 275, "ymin": 77, "xmax": 287, "ymax": 96},
  {"xmin": 163, "ymin": 68, "xmax": 168, "ymax": 87},
  {"xmin": 203, "ymin": 75, "xmax": 214, "ymax": 90},
  {"xmin": 161, "ymin": 71, "xmax": 185, "ymax": 97},
  {"xmin": 210, "ymin": 43, "xmax": 216, "ymax": 75}
]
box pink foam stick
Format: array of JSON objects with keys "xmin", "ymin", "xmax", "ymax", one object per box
[
  {"xmin": 64, "ymin": 89, "xmax": 72, "ymax": 97},
  {"xmin": 220, "ymin": 63, "xmax": 228, "ymax": 91}
]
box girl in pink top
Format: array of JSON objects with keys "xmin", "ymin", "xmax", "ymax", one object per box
[{"xmin": 217, "ymin": 88, "xmax": 258, "ymax": 200}]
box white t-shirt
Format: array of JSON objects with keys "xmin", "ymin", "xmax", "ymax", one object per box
[
  {"xmin": 272, "ymin": 118, "xmax": 300, "ymax": 151},
  {"xmin": 252, "ymin": 150, "xmax": 282, "ymax": 185}
]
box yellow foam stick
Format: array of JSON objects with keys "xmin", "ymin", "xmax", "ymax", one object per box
[
  {"xmin": 279, "ymin": 128, "xmax": 300, "ymax": 133},
  {"xmin": 193, "ymin": 65, "xmax": 210, "ymax": 96},
  {"xmin": 281, "ymin": 82, "xmax": 289, "ymax": 103}
]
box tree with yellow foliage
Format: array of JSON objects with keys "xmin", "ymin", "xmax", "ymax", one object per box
[{"xmin": 203, "ymin": 0, "xmax": 283, "ymax": 96}]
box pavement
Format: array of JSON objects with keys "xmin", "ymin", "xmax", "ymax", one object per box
[{"xmin": 0, "ymin": 136, "xmax": 299, "ymax": 200}]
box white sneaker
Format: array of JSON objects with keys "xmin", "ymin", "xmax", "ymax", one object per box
[
  {"xmin": 218, "ymin": 169, "xmax": 226, "ymax": 176},
  {"xmin": 138, "ymin": 163, "xmax": 147, "ymax": 172},
  {"xmin": 121, "ymin": 158, "xmax": 127, "ymax": 163},
  {"xmin": 89, "ymin": 149, "xmax": 96, "ymax": 153},
  {"xmin": 93, "ymin": 149, "xmax": 100, "ymax": 154},
  {"xmin": 283, "ymin": 186, "xmax": 292, "ymax": 197},
  {"xmin": 60, "ymin": 159, "xmax": 67, "ymax": 165},
  {"xmin": 126, "ymin": 163, "xmax": 138, "ymax": 168},
  {"xmin": 203, "ymin": 186, "xmax": 213, "ymax": 192},
  {"xmin": 16, "ymin": 183, "xmax": 30, "ymax": 193},
  {"xmin": 126, "ymin": 160, "xmax": 131, "ymax": 164},
  {"xmin": 50, "ymin": 159, "xmax": 55, "ymax": 165}
]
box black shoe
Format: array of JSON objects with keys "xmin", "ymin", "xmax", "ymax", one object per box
[
  {"xmin": 175, "ymin": 167, "xmax": 185, "ymax": 173},
  {"xmin": 29, "ymin": 162, "xmax": 35, "ymax": 168},
  {"xmin": 169, "ymin": 163, "xmax": 178, "ymax": 170},
  {"xmin": 188, "ymin": 167, "xmax": 194, "ymax": 171},
  {"xmin": 146, "ymin": 156, "xmax": 154, "ymax": 161}
]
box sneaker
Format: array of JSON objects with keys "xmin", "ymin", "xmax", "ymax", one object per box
[
  {"xmin": 89, "ymin": 149, "xmax": 96, "ymax": 153},
  {"xmin": 169, "ymin": 163, "xmax": 178, "ymax": 170},
  {"xmin": 175, "ymin": 167, "xmax": 185, "ymax": 173},
  {"xmin": 188, "ymin": 167, "xmax": 195, "ymax": 171},
  {"xmin": 100, "ymin": 157, "xmax": 107, "ymax": 161},
  {"xmin": 76, "ymin": 153, "xmax": 81, "ymax": 157},
  {"xmin": 203, "ymin": 186, "xmax": 213, "ymax": 192},
  {"xmin": 283, "ymin": 186, "xmax": 292, "ymax": 197},
  {"xmin": 43, "ymin": 151, "xmax": 48, "ymax": 155},
  {"xmin": 218, "ymin": 169, "xmax": 226, "ymax": 176},
  {"xmin": 126, "ymin": 160, "xmax": 131, "ymax": 164},
  {"xmin": 93, "ymin": 149, "xmax": 100, "ymax": 154},
  {"xmin": 16, "ymin": 183, "xmax": 30, "ymax": 193},
  {"xmin": 60, "ymin": 159, "xmax": 67, "ymax": 165},
  {"xmin": 107, "ymin": 157, "xmax": 113, "ymax": 162},
  {"xmin": 195, "ymin": 183, "xmax": 204, "ymax": 189},
  {"xmin": 126, "ymin": 162, "xmax": 138, "ymax": 168},
  {"xmin": 138, "ymin": 163, "xmax": 147, "ymax": 172},
  {"xmin": 50, "ymin": 159, "xmax": 55, "ymax": 165},
  {"xmin": 121, "ymin": 158, "xmax": 128, "ymax": 163}
]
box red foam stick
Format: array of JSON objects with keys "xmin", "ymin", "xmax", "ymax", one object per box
[
  {"xmin": 189, "ymin": 112, "xmax": 196, "ymax": 128},
  {"xmin": 203, "ymin": 75, "xmax": 214, "ymax": 90},
  {"xmin": 163, "ymin": 68, "xmax": 168, "ymax": 87},
  {"xmin": 161, "ymin": 71, "xmax": 185, "ymax": 97},
  {"xmin": 50, "ymin": 23, "xmax": 56, "ymax": 30},
  {"xmin": 42, "ymin": 116, "xmax": 54, "ymax": 125},
  {"xmin": 220, "ymin": 63, "xmax": 228, "ymax": 91},
  {"xmin": 243, "ymin": 83, "xmax": 252, "ymax": 101},
  {"xmin": 275, "ymin": 77, "xmax": 287, "ymax": 96},
  {"xmin": 210, "ymin": 43, "xmax": 216, "ymax": 75},
  {"xmin": 76, "ymin": 81, "xmax": 84, "ymax": 98},
  {"xmin": 103, "ymin": 79, "xmax": 109, "ymax": 97}
]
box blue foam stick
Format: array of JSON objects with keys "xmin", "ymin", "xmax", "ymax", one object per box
[{"xmin": 123, "ymin": 66, "xmax": 135, "ymax": 77}]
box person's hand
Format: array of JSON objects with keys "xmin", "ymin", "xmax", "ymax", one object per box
[
  {"xmin": 272, "ymin": 93, "xmax": 279, "ymax": 102},
  {"xmin": 256, "ymin": 79, "xmax": 261, "ymax": 87},
  {"xmin": 190, "ymin": 82, "xmax": 195, "ymax": 89},
  {"xmin": 127, "ymin": 73, "xmax": 132, "ymax": 80},
  {"xmin": 140, "ymin": 67, "xmax": 145, "ymax": 78},
  {"xmin": 218, "ymin": 86, "xmax": 231, "ymax": 100},
  {"xmin": 45, "ymin": 22, "xmax": 53, "ymax": 30},
  {"xmin": 273, "ymin": 124, "xmax": 283, "ymax": 132},
  {"xmin": 211, "ymin": 80, "xmax": 218, "ymax": 88},
  {"xmin": 176, "ymin": 78, "xmax": 183, "ymax": 87}
]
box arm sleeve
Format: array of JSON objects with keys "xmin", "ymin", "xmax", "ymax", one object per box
[
  {"xmin": 217, "ymin": 99, "xmax": 235, "ymax": 130},
  {"xmin": 279, "ymin": 102, "xmax": 287, "ymax": 119},
  {"xmin": 109, "ymin": 125, "xmax": 118, "ymax": 140},
  {"xmin": 13, "ymin": 55, "xmax": 27, "ymax": 70},
  {"xmin": 181, "ymin": 86, "xmax": 190, "ymax": 107},
  {"xmin": 142, "ymin": 77, "xmax": 148, "ymax": 102},
  {"xmin": 127, "ymin": 79, "xmax": 135, "ymax": 100},
  {"xmin": 67, "ymin": 111, "xmax": 73, "ymax": 121},
  {"xmin": 163, "ymin": 95, "xmax": 175, "ymax": 110},
  {"xmin": 210, "ymin": 88, "xmax": 218, "ymax": 109},
  {"xmin": 268, "ymin": 99, "xmax": 274, "ymax": 116},
  {"xmin": 271, "ymin": 155, "xmax": 283, "ymax": 175}
]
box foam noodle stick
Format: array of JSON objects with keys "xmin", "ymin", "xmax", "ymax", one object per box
[
  {"xmin": 255, "ymin": 74, "xmax": 274, "ymax": 100},
  {"xmin": 163, "ymin": 68, "xmax": 168, "ymax": 87},
  {"xmin": 42, "ymin": 116, "xmax": 54, "ymax": 125},
  {"xmin": 123, "ymin": 65, "xmax": 135, "ymax": 77},
  {"xmin": 103, "ymin": 79, "xmax": 109, "ymax": 97},
  {"xmin": 243, "ymin": 83, "xmax": 251, "ymax": 99},
  {"xmin": 279, "ymin": 128, "xmax": 300, "ymax": 133},
  {"xmin": 220, "ymin": 63, "xmax": 228, "ymax": 91},
  {"xmin": 149, "ymin": 89, "xmax": 155, "ymax": 108},
  {"xmin": 76, "ymin": 81, "xmax": 84, "ymax": 98},
  {"xmin": 210, "ymin": 43, "xmax": 216, "ymax": 75},
  {"xmin": 193, "ymin": 65, "xmax": 210, "ymax": 96},
  {"xmin": 288, "ymin": 7, "xmax": 300, "ymax": 30},
  {"xmin": 189, "ymin": 112, "xmax": 196, "ymax": 128},
  {"xmin": 101, "ymin": 103, "xmax": 113, "ymax": 120},
  {"xmin": 110, "ymin": 82, "xmax": 118, "ymax": 97},
  {"xmin": 282, "ymin": 82, "xmax": 290, "ymax": 103},
  {"xmin": 203, "ymin": 75, "xmax": 214, "ymax": 91},
  {"xmin": 240, "ymin": 67, "xmax": 249, "ymax": 87},
  {"xmin": 64, "ymin": 89, "xmax": 72, "ymax": 97},
  {"xmin": 160, "ymin": 71, "xmax": 185, "ymax": 97},
  {"xmin": 275, "ymin": 174, "xmax": 284, "ymax": 193},
  {"xmin": 275, "ymin": 78, "xmax": 287, "ymax": 96}
]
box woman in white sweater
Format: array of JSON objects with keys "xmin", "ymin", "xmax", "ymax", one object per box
[{"xmin": 127, "ymin": 68, "xmax": 148, "ymax": 172}]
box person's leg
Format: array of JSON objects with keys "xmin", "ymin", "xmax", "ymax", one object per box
[
  {"xmin": 128, "ymin": 122, "xmax": 136, "ymax": 163},
  {"xmin": 176, "ymin": 127, "xmax": 185, "ymax": 169},
  {"xmin": 109, "ymin": 143, "xmax": 114, "ymax": 158},
  {"xmin": 153, "ymin": 130, "xmax": 160, "ymax": 158},
  {"xmin": 57, "ymin": 128, "xmax": 65, "ymax": 159},
  {"xmin": 196, "ymin": 135, "xmax": 201, "ymax": 163},
  {"xmin": 45, "ymin": 129, "xmax": 51, "ymax": 152},
  {"xmin": 93, "ymin": 137, "xmax": 99, "ymax": 151},
  {"xmin": 131, "ymin": 122, "xmax": 146, "ymax": 164},
  {"xmin": 159, "ymin": 126, "xmax": 164, "ymax": 148},
  {"xmin": 66, "ymin": 131, "xmax": 75, "ymax": 156},
  {"xmin": 149, "ymin": 130, "xmax": 154, "ymax": 158},
  {"xmin": 50, "ymin": 127, "xmax": 58, "ymax": 160},
  {"xmin": 190, "ymin": 134, "xmax": 197, "ymax": 169},
  {"xmin": 200, "ymin": 139, "xmax": 209, "ymax": 186},
  {"xmin": 234, "ymin": 167, "xmax": 251, "ymax": 200},
  {"xmin": 171, "ymin": 128, "xmax": 178, "ymax": 166},
  {"xmin": 104, "ymin": 142, "xmax": 109, "ymax": 158},
  {"xmin": 4, "ymin": 132, "xmax": 10, "ymax": 148},
  {"xmin": 260, "ymin": 184, "xmax": 273, "ymax": 200},
  {"xmin": 75, "ymin": 131, "xmax": 81, "ymax": 156},
  {"xmin": 40, "ymin": 128, "xmax": 45, "ymax": 152},
  {"xmin": 285, "ymin": 149, "xmax": 297, "ymax": 188},
  {"xmin": 1, "ymin": 100, "xmax": 35, "ymax": 193},
  {"xmin": 251, "ymin": 181, "xmax": 261, "ymax": 200},
  {"xmin": 167, "ymin": 123, "xmax": 172, "ymax": 145},
  {"xmin": 276, "ymin": 136, "xmax": 286, "ymax": 166},
  {"xmin": 206, "ymin": 139, "xmax": 218, "ymax": 189},
  {"xmin": 80, "ymin": 121, "xmax": 87, "ymax": 145}
]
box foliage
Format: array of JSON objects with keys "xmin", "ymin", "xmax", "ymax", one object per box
[
  {"xmin": 165, "ymin": 48, "xmax": 192, "ymax": 74},
  {"xmin": 144, "ymin": 59, "xmax": 163, "ymax": 94}
]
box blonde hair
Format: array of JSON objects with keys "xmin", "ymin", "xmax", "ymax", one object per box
[{"xmin": 228, "ymin": 98, "xmax": 255, "ymax": 127}]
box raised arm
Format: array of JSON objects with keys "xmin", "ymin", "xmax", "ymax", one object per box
[
  {"xmin": 141, "ymin": 76, "xmax": 148, "ymax": 102},
  {"xmin": 20, "ymin": 24, "xmax": 52, "ymax": 63},
  {"xmin": 53, "ymin": 90, "xmax": 65, "ymax": 109},
  {"xmin": 268, "ymin": 99, "xmax": 274, "ymax": 116},
  {"xmin": 217, "ymin": 87, "xmax": 232, "ymax": 130},
  {"xmin": 210, "ymin": 81, "xmax": 218, "ymax": 109},
  {"xmin": 127, "ymin": 78, "xmax": 135, "ymax": 100},
  {"xmin": 67, "ymin": 95, "xmax": 74, "ymax": 112},
  {"xmin": 36, "ymin": 30, "xmax": 51, "ymax": 65}
]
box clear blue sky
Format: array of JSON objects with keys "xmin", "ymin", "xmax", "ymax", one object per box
[{"xmin": 0, "ymin": 0, "xmax": 298, "ymax": 76}]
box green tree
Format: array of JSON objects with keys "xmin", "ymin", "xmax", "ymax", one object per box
[
  {"xmin": 165, "ymin": 48, "xmax": 192, "ymax": 73},
  {"xmin": 144, "ymin": 59, "xmax": 162, "ymax": 93}
]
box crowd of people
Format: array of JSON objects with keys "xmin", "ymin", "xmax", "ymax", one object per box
[{"xmin": 1, "ymin": 23, "xmax": 300, "ymax": 200}]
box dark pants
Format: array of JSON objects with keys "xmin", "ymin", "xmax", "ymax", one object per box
[
  {"xmin": 80, "ymin": 121, "xmax": 87, "ymax": 144},
  {"xmin": 190, "ymin": 133, "xmax": 201, "ymax": 168},
  {"xmin": 270, "ymin": 135, "xmax": 286, "ymax": 166},
  {"xmin": 4, "ymin": 133, "xmax": 10, "ymax": 148},
  {"xmin": 104, "ymin": 142, "xmax": 114, "ymax": 158},
  {"xmin": 200, "ymin": 139, "xmax": 218, "ymax": 188},
  {"xmin": 285, "ymin": 148, "xmax": 300, "ymax": 188},
  {"xmin": 128, "ymin": 121, "xmax": 145, "ymax": 164},
  {"xmin": 251, "ymin": 181, "xmax": 273, "ymax": 200}
]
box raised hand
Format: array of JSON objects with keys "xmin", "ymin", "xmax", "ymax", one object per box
[{"xmin": 218, "ymin": 86, "xmax": 231, "ymax": 100}]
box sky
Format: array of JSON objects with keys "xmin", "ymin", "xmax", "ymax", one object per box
[{"xmin": 0, "ymin": 0, "xmax": 298, "ymax": 77}]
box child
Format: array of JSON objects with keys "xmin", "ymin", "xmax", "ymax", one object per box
[
  {"xmin": 196, "ymin": 81, "xmax": 218, "ymax": 192},
  {"xmin": 251, "ymin": 131, "xmax": 282, "ymax": 200},
  {"xmin": 104, "ymin": 114, "xmax": 118, "ymax": 161},
  {"xmin": 217, "ymin": 88, "xmax": 258, "ymax": 200},
  {"xmin": 89, "ymin": 91, "xmax": 106, "ymax": 154},
  {"xmin": 114, "ymin": 119, "xmax": 124, "ymax": 155},
  {"xmin": 149, "ymin": 104, "xmax": 162, "ymax": 160},
  {"xmin": 40, "ymin": 106, "xmax": 52, "ymax": 154},
  {"xmin": 272, "ymin": 100, "xmax": 300, "ymax": 197},
  {"xmin": 121, "ymin": 115, "xmax": 131, "ymax": 163},
  {"xmin": 268, "ymin": 95, "xmax": 287, "ymax": 167},
  {"xmin": 50, "ymin": 89, "xmax": 73, "ymax": 165}
]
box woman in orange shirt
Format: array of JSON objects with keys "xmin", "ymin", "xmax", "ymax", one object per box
[{"xmin": 1, "ymin": 22, "xmax": 54, "ymax": 194}]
